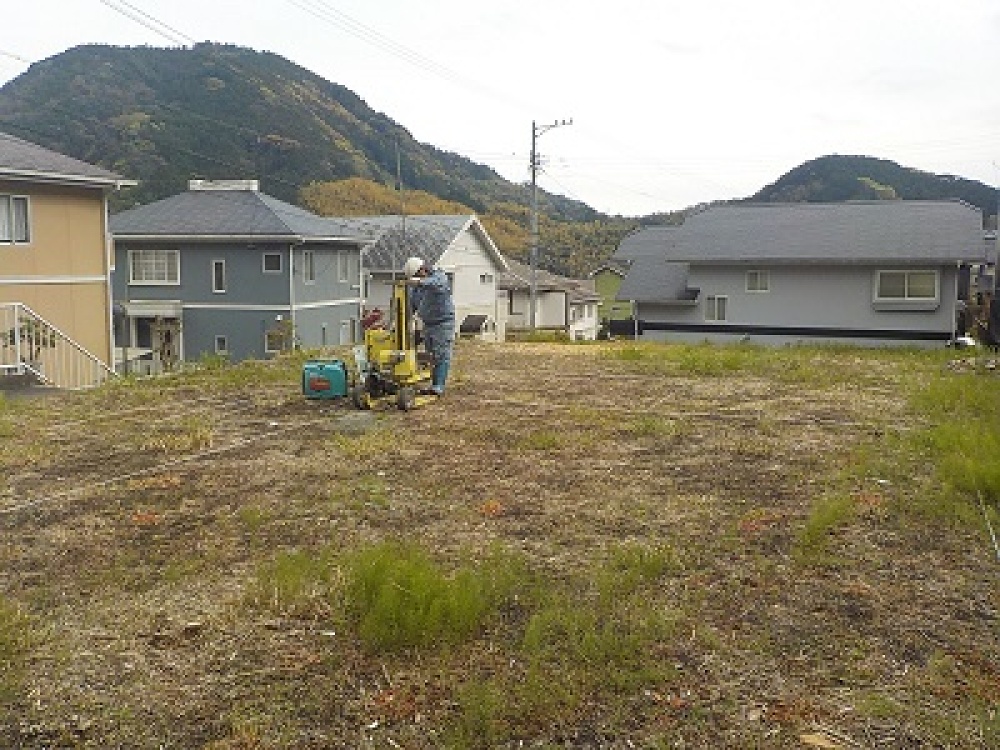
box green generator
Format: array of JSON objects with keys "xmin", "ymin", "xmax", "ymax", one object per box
[{"xmin": 301, "ymin": 359, "xmax": 349, "ymax": 399}]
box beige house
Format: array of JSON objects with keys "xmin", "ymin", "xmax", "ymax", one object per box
[{"xmin": 0, "ymin": 131, "xmax": 131, "ymax": 385}]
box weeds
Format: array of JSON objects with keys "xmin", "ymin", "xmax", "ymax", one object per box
[
  {"xmin": 0, "ymin": 595, "xmax": 34, "ymax": 705},
  {"xmin": 250, "ymin": 548, "xmax": 337, "ymax": 620},
  {"xmin": 793, "ymin": 494, "xmax": 855, "ymax": 565},
  {"xmin": 516, "ymin": 430, "xmax": 561, "ymax": 451},
  {"xmin": 341, "ymin": 542, "xmax": 520, "ymax": 652}
]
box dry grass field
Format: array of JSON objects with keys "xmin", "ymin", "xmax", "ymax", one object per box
[{"xmin": 0, "ymin": 340, "xmax": 997, "ymax": 749}]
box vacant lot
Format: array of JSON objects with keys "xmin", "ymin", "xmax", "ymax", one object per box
[{"xmin": 1, "ymin": 340, "xmax": 997, "ymax": 749}]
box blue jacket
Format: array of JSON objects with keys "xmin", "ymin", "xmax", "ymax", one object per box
[{"xmin": 410, "ymin": 268, "xmax": 455, "ymax": 329}]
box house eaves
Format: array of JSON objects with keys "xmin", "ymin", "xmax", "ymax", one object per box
[
  {"xmin": 0, "ymin": 168, "xmax": 135, "ymax": 190},
  {"xmin": 0, "ymin": 130, "xmax": 132, "ymax": 189}
]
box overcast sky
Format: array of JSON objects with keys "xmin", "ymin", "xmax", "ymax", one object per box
[{"xmin": 2, "ymin": 0, "xmax": 998, "ymax": 217}]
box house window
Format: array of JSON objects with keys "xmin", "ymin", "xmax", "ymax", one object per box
[
  {"xmin": 705, "ymin": 295, "xmax": 727, "ymax": 321},
  {"xmin": 0, "ymin": 195, "xmax": 30, "ymax": 244},
  {"xmin": 302, "ymin": 249, "xmax": 316, "ymax": 284},
  {"xmin": 480, "ymin": 273, "xmax": 494, "ymax": 284},
  {"xmin": 746, "ymin": 270, "xmax": 769, "ymax": 292},
  {"xmin": 876, "ymin": 270, "xmax": 938, "ymax": 301},
  {"xmin": 338, "ymin": 251, "xmax": 350, "ymax": 282},
  {"xmin": 212, "ymin": 260, "xmax": 226, "ymax": 293},
  {"xmin": 214, "ymin": 335, "xmax": 229, "ymax": 355},
  {"xmin": 129, "ymin": 248, "xmax": 180, "ymax": 285},
  {"xmin": 263, "ymin": 252, "xmax": 282, "ymax": 273}
]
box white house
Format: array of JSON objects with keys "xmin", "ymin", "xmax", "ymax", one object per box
[
  {"xmin": 498, "ymin": 258, "xmax": 601, "ymax": 340},
  {"xmin": 354, "ymin": 214, "xmax": 508, "ymax": 341}
]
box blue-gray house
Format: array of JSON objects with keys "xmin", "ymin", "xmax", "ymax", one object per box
[
  {"xmin": 616, "ymin": 200, "xmax": 987, "ymax": 347},
  {"xmin": 110, "ymin": 180, "xmax": 375, "ymax": 370}
]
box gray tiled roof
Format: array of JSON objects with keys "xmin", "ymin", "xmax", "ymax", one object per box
[
  {"xmin": 111, "ymin": 189, "xmax": 374, "ymax": 241},
  {"xmin": 350, "ymin": 215, "xmax": 471, "ymax": 271},
  {"xmin": 0, "ymin": 130, "xmax": 128, "ymax": 187},
  {"xmin": 617, "ymin": 258, "xmax": 696, "ymax": 303},
  {"xmin": 667, "ymin": 200, "xmax": 983, "ymax": 265},
  {"xmin": 500, "ymin": 258, "xmax": 601, "ymax": 304},
  {"xmin": 350, "ymin": 215, "xmax": 507, "ymax": 273},
  {"xmin": 614, "ymin": 226, "xmax": 677, "ymax": 260}
]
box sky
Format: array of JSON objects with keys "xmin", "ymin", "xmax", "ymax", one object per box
[{"xmin": 1, "ymin": 0, "xmax": 999, "ymax": 217}]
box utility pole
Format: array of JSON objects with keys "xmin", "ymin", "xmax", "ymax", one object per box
[{"xmin": 529, "ymin": 118, "xmax": 572, "ymax": 329}]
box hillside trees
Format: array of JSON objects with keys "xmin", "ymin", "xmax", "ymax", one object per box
[{"xmin": 301, "ymin": 178, "xmax": 636, "ymax": 276}]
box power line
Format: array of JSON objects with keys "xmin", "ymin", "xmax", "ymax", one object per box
[
  {"xmin": 97, "ymin": 0, "xmax": 195, "ymax": 46},
  {"xmin": 0, "ymin": 48, "xmax": 30, "ymax": 64}
]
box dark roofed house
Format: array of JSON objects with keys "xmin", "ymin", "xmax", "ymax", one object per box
[
  {"xmin": 614, "ymin": 200, "xmax": 985, "ymax": 347},
  {"xmin": 110, "ymin": 179, "xmax": 376, "ymax": 370},
  {"xmin": 1, "ymin": 130, "xmax": 133, "ymax": 388},
  {"xmin": 499, "ymin": 258, "xmax": 602, "ymax": 340}
]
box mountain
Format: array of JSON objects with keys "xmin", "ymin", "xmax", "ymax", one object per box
[
  {"xmin": 750, "ymin": 155, "xmax": 997, "ymax": 226},
  {"xmin": 1, "ymin": 44, "xmax": 995, "ymax": 275},
  {"xmin": 0, "ymin": 42, "xmax": 601, "ymax": 223}
]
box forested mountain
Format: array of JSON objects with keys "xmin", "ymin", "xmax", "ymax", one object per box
[
  {"xmin": 750, "ymin": 155, "xmax": 997, "ymax": 226},
  {"xmin": 0, "ymin": 42, "xmax": 600, "ymax": 222}
]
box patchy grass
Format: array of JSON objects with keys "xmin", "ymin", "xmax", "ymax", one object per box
[
  {"xmin": 1, "ymin": 342, "xmax": 997, "ymax": 748},
  {"xmin": 0, "ymin": 596, "xmax": 34, "ymax": 707}
]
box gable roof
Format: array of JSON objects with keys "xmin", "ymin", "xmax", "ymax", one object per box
[
  {"xmin": 111, "ymin": 188, "xmax": 374, "ymax": 242},
  {"xmin": 0, "ymin": 130, "xmax": 130, "ymax": 189},
  {"xmin": 351, "ymin": 214, "xmax": 508, "ymax": 273},
  {"xmin": 664, "ymin": 200, "xmax": 983, "ymax": 265},
  {"xmin": 499, "ymin": 258, "xmax": 601, "ymax": 304}
]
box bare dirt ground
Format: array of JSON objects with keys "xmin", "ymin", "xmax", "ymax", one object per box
[{"xmin": 0, "ymin": 341, "xmax": 997, "ymax": 748}]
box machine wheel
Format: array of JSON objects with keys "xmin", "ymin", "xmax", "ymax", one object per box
[
  {"xmin": 397, "ymin": 386, "xmax": 416, "ymax": 411},
  {"xmin": 352, "ymin": 385, "xmax": 372, "ymax": 410}
]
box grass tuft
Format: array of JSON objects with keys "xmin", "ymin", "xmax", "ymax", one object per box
[
  {"xmin": 793, "ymin": 494, "xmax": 855, "ymax": 566},
  {"xmin": 341, "ymin": 542, "xmax": 519, "ymax": 652}
]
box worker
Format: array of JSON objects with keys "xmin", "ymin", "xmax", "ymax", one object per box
[{"xmin": 403, "ymin": 256, "xmax": 455, "ymax": 396}]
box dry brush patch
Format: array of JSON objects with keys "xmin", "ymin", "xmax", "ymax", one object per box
[{"xmin": 0, "ymin": 341, "xmax": 997, "ymax": 748}]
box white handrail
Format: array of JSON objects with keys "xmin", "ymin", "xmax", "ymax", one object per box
[{"xmin": 1, "ymin": 302, "xmax": 116, "ymax": 389}]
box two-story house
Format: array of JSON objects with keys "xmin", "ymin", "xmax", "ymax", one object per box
[
  {"xmin": 110, "ymin": 180, "xmax": 375, "ymax": 370},
  {"xmin": 0, "ymin": 130, "xmax": 132, "ymax": 387}
]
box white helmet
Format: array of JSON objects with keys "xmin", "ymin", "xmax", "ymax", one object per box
[{"xmin": 403, "ymin": 256, "xmax": 425, "ymax": 277}]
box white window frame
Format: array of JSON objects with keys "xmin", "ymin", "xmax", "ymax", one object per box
[
  {"xmin": 264, "ymin": 329, "xmax": 284, "ymax": 354},
  {"xmin": 480, "ymin": 272, "xmax": 494, "ymax": 284},
  {"xmin": 214, "ymin": 335, "xmax": 229, "ymax": 355},
  {"xmin": 212, "ymin": 259, "xmax": 226, "ymax": 294},
  {"xmin": 705, "ymin": 295, "xmax": 728, "ymax": 322},
  {"xmin": 874, "ymin": 270, "xmax": 938, "ymax": 302},
  {"xmin": 129, "ymin": 247, "xmax": 180, "ymax": 285},
  {"xmin": 0, "ymin": 195, "xmax": 31, "ymax": 244},
  {"xmin": 262, "ymin": 252, "xmax": 282, "ymax": 274},
  {"xmin": 746, "ymin": 270, "xmax": 769, "ymax": 293},
  {"xmin": 302, "ymin": 249, "xmax": 316, "ymax": 284}
]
